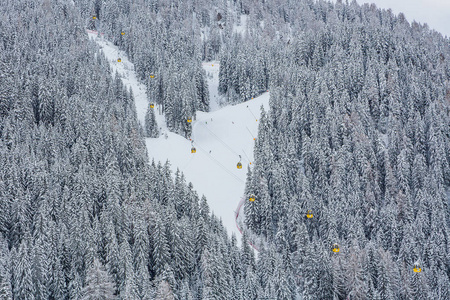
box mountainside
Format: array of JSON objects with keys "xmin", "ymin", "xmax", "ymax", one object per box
[
  {"xmin": 88, "ymin": 30, "xmax": 269, "ymax": 241},
  {"xmin": 0, "ymin": 1, "xmax": 257, "ymax": 299},
  {"xmin": 0, "ymin": 0, "xmax": 449, "ymax": 299},
  {"xmin": 238, "ymin": 1, "xmax": 450, "ymax": 299}
]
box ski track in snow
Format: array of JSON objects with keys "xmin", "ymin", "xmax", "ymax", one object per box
[
  {"xmin": 202, "ymin": 62, "xmax": 223, "ymax": 112},
  {"xmin": 88, "ymin": 31, "xmax": 270, "ymax": 240},
  {"xmin": 87, "ymin": 31, "xmax": 168, "ymax": 134}
]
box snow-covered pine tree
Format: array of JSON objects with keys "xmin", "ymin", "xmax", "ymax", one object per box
[
  {"xmin": 151, "ymin": 214, "xmax": 170, "ymax": 277},
  {"xmin": 81, "ymin": 258, "xmax": 116, "ymax": 300},
  {"xmin": 144, "ymin": 105, "xmax": 159, "ymax": 138},
  {"xmin": 0, "ymin": 237, "xmax": 12, "ymax": 300}
]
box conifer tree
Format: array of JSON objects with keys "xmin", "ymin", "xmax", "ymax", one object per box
[
  {"xmin": 151, "ymin": 215, "xmax": 170, "ymax": 277},
  {"xmin": 81, "ymin": 258, "xmax": 116, "ymax": 300},
  {"xmin": 155, "ymin": 280, "xmax": 174, "ymax": 300},
  {"xmin": 12, "ymin": 238, "xmax": 34, "ymax": 300},
  {"xmin": 144, "ymin": 106, "xmax": 159, "ymax": 138},
  {"xmin": 0, "ymin": 237, "xmax": 12, "ymax": 300}
]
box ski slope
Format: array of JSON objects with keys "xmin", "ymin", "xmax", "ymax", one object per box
[
  {"xmin": 88, "ymin": 31, "xmax": 270, "ymax": 238},
  {"xmin": 87, "ymin": 30, "xmax": 169, "ymax": 134},
  {"xmin": 146, "ymin": 94, "xmax": 269, "ymax": 238}
]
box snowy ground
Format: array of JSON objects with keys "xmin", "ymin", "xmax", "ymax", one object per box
[
  {"xmin": 87, "ymin": 30, "xmax": 168, "ymax": 133},
  {"xmin": 202, "ymin": 61, "xmax": 223, "ymax": 112},
  {"xmin": 88, "ymin": 31, "xmax": 270, "ymax": 238},
  {"xmin": 146, "ymin": 91, "xmax": 269, "ymax": 238}
]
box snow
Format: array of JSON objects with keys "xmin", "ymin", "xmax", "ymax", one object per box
[
  {"xmin": 234, "ymin": 15, "xmax": 248, "ymax": 35},
  {"xmin": 379, "ymin": 133, "xmax": 388, "ymax": 148},
  {"xmin": 202, "ymin": 61, "xmax": 223, "ymax": 111},
  {"xmin": 88, "ymin": 30, "xmax": 270, "ymax": 239},
  {"xmin": 146, "ymin": 94, "xmax": 269, "ymax": 238},
  {"xmin": 87, "ymin": 31, "xmax": 169, "ymax": 134}
]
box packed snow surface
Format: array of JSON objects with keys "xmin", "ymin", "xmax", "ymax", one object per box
[
  {"xmin": 147, "ymin": 94, "xmax": 269, "ymax": 238},
  {"xmin": 88, "ymin": 31, "xmax": 269, "ymax": 238}
]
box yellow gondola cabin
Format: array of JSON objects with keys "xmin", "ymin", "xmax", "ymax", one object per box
[
  {"xmin": 117, "ymin": 58, "xmax": 122, "ymax": 62},
  {"xmin": 237, "ymin": 155, "xmax": 242, "ymax": 169},
  {"xmin": 306, "ymin": 210, "xmax": 313, "ymax": 219},
  {"xmin": 332, "ymin": 243, "xmax": 340, "ymax": 253},
  {"xmin": 249, "ymin": 194, "xmax": 255, "ymax": 202},
  {"xmin": 413, "ymin": 264, "xmax": 422, "ymax": 273}
]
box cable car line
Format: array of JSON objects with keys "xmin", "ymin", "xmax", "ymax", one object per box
[
  {"xmin": 246, "ymin": 105, "xmax": 258, "ymax": 122},
  {"xmin": 195, "ymin": 143, "xmax": 244, "ymax": 184},
  {"xmin": 242, "ymin": 149, "xmax": 252, "ymax": 165},
  {"xmin": 200, "ymin": 122, "xmax": 239, "ymax": 156},
  {"xmin": 199, "ymin": 122, "xmax": 245, "ymax": 161},
  {"xmin": 90, "ymin": 25, "xmax": 243, "ymax": 180},
  {"xmin": 246, "ymin": 126, "xmax": 256, "ymax": 140},
  {"xmin": 180, "ymin": 153, "xmax": 195, "ymax": 172}
]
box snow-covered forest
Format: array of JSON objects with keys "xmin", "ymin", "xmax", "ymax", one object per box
[{"xmin": 0, "ymin": 0, "xmax": 449, "ymax": 299}]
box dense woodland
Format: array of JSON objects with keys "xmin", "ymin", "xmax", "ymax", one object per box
[
  {"xmin": 0, "ymin": 0, "xmax": 449, "ymax": 299},
  {"xmin": 241, "ymin": 0, "xmax": 450, "ymax": 299},
  {"xmin": 0, "ymin": 1, "xmax": 256, "ymax": 299}
]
